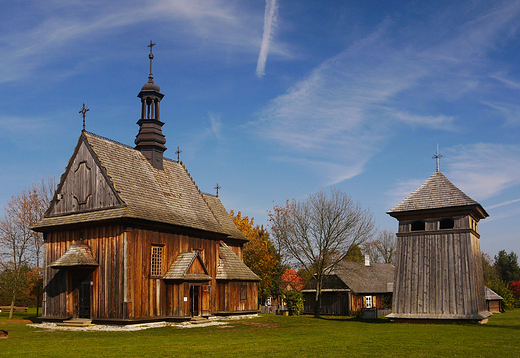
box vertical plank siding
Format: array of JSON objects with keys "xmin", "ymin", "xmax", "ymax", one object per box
[
  {"xmin": 43, "ymin": 224, "xmax": 258, "ymax": 320},
  {"xmin": 392, "ymin": 230, "xmax": 486, "ymax": 318}
]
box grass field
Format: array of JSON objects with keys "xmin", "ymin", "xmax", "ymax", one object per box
[{"xmin": 1, "ymin": 309, "xmax": 519, "ymax": 357}]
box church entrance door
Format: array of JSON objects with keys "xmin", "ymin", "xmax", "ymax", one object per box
[
  {"xmin": 71, "ymin": 273, "xmax": 92, "ymax": 319},
  {"xmin": 189, "ymin": 285, "xmax": 200, "ymax": 317}
]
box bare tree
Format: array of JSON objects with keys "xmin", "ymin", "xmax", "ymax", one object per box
[
  {"xmin": 0, "ymin": 179, "xmax": 54, "ymax": 318},
  {"xmin": 269, "ymin": 188, "xmax": 375, "ymax": 317},
  {"xmin": 364, "ymin": 229, "xmax": 397, "ymax": 265}
]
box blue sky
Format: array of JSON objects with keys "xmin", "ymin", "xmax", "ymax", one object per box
[{"xmin": 1, "ymin": 0, "xmax": 520, "ymax": 258}]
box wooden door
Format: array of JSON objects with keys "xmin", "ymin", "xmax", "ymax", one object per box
[
  {"xmin": 202, "ymin": 285, "xmax": 211, "ymax": 316},
  {"xmin": 189, "ymin": 285, "xmax": 200, "ymax": 317},
  {"xmin": 72, "ymin": 273, "xmax": 92, "ymax": 318}
]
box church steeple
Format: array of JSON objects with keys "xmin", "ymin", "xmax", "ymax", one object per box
[{"xmin": 135, "ymin": 40, "xmax": 167, "ymax": 170}]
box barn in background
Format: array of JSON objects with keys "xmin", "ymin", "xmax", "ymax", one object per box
[
  {"xmin": 32, "ymin": 45, "xmax": 259, "ymax": 324},
  {"xmin": 302, "ymin": 259, "xmax": 394, "ymax": 316},
  {"xmin": 386, "ymin": 170, "xmax": 491, "ymax": 323}
]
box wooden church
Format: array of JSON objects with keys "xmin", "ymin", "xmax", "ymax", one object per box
[
  {"xmin": 32, "ymin": 44, "xmax": 259, "ymax": 324},
  {"xmin": 386, "ymin": 168, "xmax": 491, "ymax": 323}
]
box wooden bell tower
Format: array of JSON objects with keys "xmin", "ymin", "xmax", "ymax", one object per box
[{"xmin": 386, "ymin": 171, "xmax": 491, "ymax": 323}]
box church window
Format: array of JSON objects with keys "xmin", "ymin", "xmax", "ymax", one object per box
[
  {"xmin": 440, "ymin": 218, "xmax": 454, "ymax": 230},
  {"xmin": 151, "ymin": 245, "xmax": 164, "ymax": 277},
  {"xmin": 411, "ymin": 220, "xmax": 425, "ymax": 231},
  {"xmin": 240, "ymin": 285, "xmax": 247, "ymax": 301}
]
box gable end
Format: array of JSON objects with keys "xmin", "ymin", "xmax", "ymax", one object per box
[{"xmin": 46, "ymin": 133, "xmax": 124, "ymax": 217}]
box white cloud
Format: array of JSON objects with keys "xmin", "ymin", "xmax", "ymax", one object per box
[
  {"xmin": 206, "ymin": 113, "xmax": 223, "ymax": 140},
  {"xmin": 0, "ymin": 0, "xmax": 291, "ymax": 84},
  {"xmin": 256, "ymin": 0, "xmax": 278, "ymax": 78},
  {"xmin": 254, "ymin": 1, "xmax": 520, "ymax": 185},
  {"xmin": 483, "ymin": 101, "xmax": 520, "ymax": 127},
  {"xmin": 445, "ymin": 143, "xmax": 520, "ymax": 200},
  {"xmin": 487, "ymin": 198, "xmax": 520, "ymax": 209},
  {"xmin": 390, "ymin": 112, "xmax": 457, "ymax": 131}
]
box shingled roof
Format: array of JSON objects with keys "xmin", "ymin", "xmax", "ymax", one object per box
[
  {"xmin": 485, "ymin": 286, "xmax": 503, "ymax": 301},
  {"xmin": 216, "ymin": 242, "xmax": 260, "ymax": 281},
  {"xmin": 163, "ymin": 251, "xmax": 213, "ymax": 281},
  {"xmin": 387, "ymin": 171, "xmax": 488, "ymax": 217},
  {"xmin": 331, "ymin": 261, "xmax": 394, "ymax": 294},
  {"xmin": 49, "ymin": 242, "xmax": 98, "ymax": 269},
  {"xmin": 33, "ymin": 132, "xmax": 247, "ymax": 241}
]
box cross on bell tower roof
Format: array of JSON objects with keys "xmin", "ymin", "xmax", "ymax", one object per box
[{"xmin": 432, "ymin": 144, "xmax": 443, "ymax": 172}]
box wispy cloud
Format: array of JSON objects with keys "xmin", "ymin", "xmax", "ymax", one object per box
[
  {"xmin": 256, "ymin": 0, "xmax": 278, "ymax": 78},
  {"xmin": 255, "ymin": 1, "xmax": 520, "ymax": 185},
  {"xmin": 0, "ymin": 0, "xmax": 289, "ymax": 84},
  {"xmin": 483, "ymin": 101, "xmax": 520, "ymax": 127},
  {"xmin": 445, "ymin": 143, "xmax": 520, "ymax": 200},
  {"xmin": 205, "ymin": 113, "xmax": 223, "ymax": 140},
  {"xmin": 386, "ymin": 143, "xmax": 520, "ymax": 211},
  {"xmin": 487, "ymin": 198, "xmax": 520, "ymax": 209}
]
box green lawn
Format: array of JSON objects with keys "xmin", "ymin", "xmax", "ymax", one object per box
[{"xmin": 1, "ymin": 309, "xmax": 519, "ymax": 357}]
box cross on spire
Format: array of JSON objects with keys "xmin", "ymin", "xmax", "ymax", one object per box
[
  {"xmin": 147, "ymin": 40, "xmax": 156, "ymax": 80},
  {"xmin": 175, "ymin": 146, "xmax": 182, "ymax": 162},
  {"xmin": 432, "ymin": 144, "xmax": 443, "ymax": 172},
  {"xmin": 214, "ymin": 183, "xmax": 221, "ymax": 197},
  {"xmin": 79, "ymin": 103, "xmax": 90, "ymax": 131}
]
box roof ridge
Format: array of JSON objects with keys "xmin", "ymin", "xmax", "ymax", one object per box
[
  {"xmin": 179, "ymin": 160, "xmax": 202, "ymax": 195},
  {"xmin": 84, "ymin": 131, "xmax": 134, "ymax": 150}
]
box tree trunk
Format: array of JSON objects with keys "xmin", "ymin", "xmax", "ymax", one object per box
[
  {"xmin": 314, "ymin": 279, "xmax": 321, "ymax": 318},
  {"xmin": 9, "ymin": 293, "xmax": 16, "ymax": 319}
]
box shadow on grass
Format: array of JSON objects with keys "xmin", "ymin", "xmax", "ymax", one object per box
[{"xmin": 314, "ymin": 315, "xmax": 391, "ymax": 324}]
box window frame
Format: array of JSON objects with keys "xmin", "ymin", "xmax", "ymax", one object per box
[{"xmin": 150, "ymin": 244, "xmax": 164, "ymax": 277}]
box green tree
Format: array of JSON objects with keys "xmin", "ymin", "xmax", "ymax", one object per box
[
  {"xmin": 482, "ymin": 252, "xmax": 499, "ymax": 285},
  {"xmin": 344, "ymin": 243, "xmax": 363, "ymax": 262},
  {"xmin": 494, "ymin": 250, "xmax": 520, "ymax": 284},
  {"xmin": 269, "ymin": 188, "xmax": 375, "ymax": 318}
]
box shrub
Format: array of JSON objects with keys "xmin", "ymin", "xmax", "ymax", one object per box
[{"xmin": 283, "ymin": 290, "xmax": 303, "ymax": 316}]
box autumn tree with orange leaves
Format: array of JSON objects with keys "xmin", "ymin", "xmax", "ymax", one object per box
[{"xmin": 230, "ymin": 210, "xmax": 282, "ymax": 302}]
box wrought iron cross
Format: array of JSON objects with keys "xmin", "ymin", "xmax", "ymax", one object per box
[
  {"xmin": 79, "ymin": 103, "xmax": 89, "ymax": 131},
  {"xmin": 214, "ymin": 183, "xmax": 221, "ymax": 197},
  {"xmin": 148, "ymin": 40, "xmax": 156, "ymax": 53},
  {"xmin": 147, "ymin": 40, "xmax": 156, "ymax": 79},
  {"xmin": 432, "ymin": 144, "xmax": 443, "ymax": 172},
  {"xmin": 175, "ymin": 146, "xmax": 182, "ymax": 162}
]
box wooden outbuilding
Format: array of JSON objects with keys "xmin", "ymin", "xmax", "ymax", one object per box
[
  {"xmin": 32, "ymin": 47, "xmax": 259, "ymax": 324},
  {"xmin": 485, "ymin": 287, "xmax": 503, "ymax": 313},
  {"xmin": 302, "ymin": 260, "xmax": 394, "ymax": 316},
  {"xmin": 386, "ymin": 171, "xmax": 491, "ymax": 323}
]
